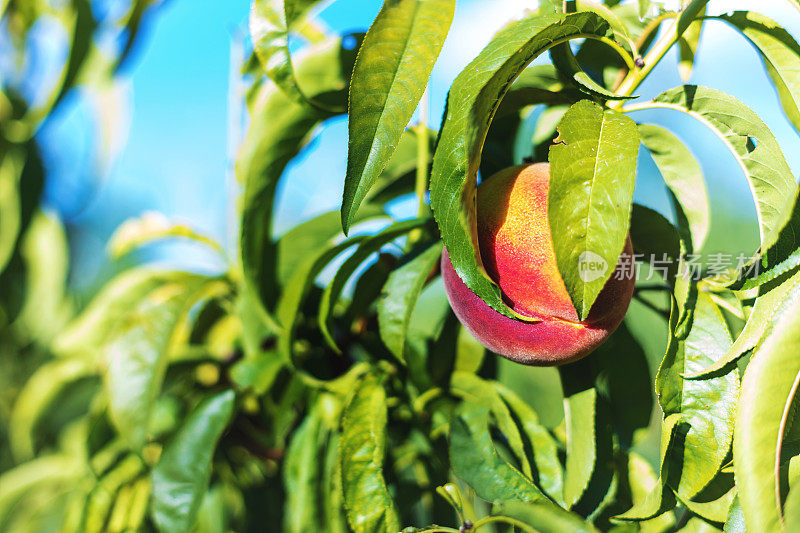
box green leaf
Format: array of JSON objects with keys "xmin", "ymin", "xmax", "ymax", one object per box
[
  {"xmin": 615, "ymin": 414, "xmax": 684, "ymax": 521},
  {"xmin": 731, "ymin": 188, "xmax": 800, "ymax": 290},
  {"xmin": 627, "ymin": 452, "xmax": 677, "ymax": 531},
  {"xmin": 250, "ymin": 0, "xmax": 334, "ymax": 109},
  {"xmin": 724, "ymin": 494, "xmax": 745, "ymax": 533},
  {"xmin": 318, "ymin": 218, "xmax": 429, "ymax": 352},
  {"xmin": 562, "ymin": 385, "xmax": 598, "ymax": 509},
  {"xmin": 718, "ymin": 11, "xmax": 800, "ymax": 134},
  {"xmin": 229, "ymin": 355, "xmax": 283, "ymax": 394},
  {"xmin": 323, "ymin": 433, "xmax": 349, "ymax": 533},
  {"xmin": 678, "ymin": 6, "xmax": 705, "ymax": 80},
  {"xmin": 283, "ymin": 406, "xmax": 326, "ymax": 532},
  {"xmin": 52, "ymin": 268, "xmax": 193, "ymax": 359},
  {"xmin": 633, "ymin": 85, "xmax": 797, "ymax": 254},
  {"xmin": 449, "ymin": 402, "xmax": 548, "ymax": 504},
  {"xmin": 9, "ymin": 358, "xmax": 94, "ymax": 460},
  {"xmin": 0, "ymin": 147, "xmax": 24, "ymax": 275},
  {"xmin": 786, "ymin": 484, "xmax": 800, "ymax": 532},
  {"xmin": 240, "ymin": 37, "xmax": 355, "ymax": 315},
  {"xmin": 492, "ymin": 500, "xmax": 599, "ymax": 532},
  {"xmin": 341, "ymin": 0, "xmax": 454, "ymax": 232},
  {"xmin": 15, "ymin": 210, "xmax": 71, "ymax": 342},
  {"xmin": 734, "ymin": 281, "xmax": 800, "ymax": 532},
  {"xmin": 377, "ymin": 241, "xmax": 442, "ymax": 363},
  {"xmin": 151, "ymin": 390, "xmax": 235, "ymax": 533},
  {"xmin": 276, "ymin": 205, "xmax": 388, "ymax": 287},
  {"xmin": 687, "ymin": 269, "xmax": 800, "ymax": 378},
  {"xmin": 108, "ymin": 211, "xmax": 223, "ymax": 259},
  {"xmin": 496, "ymin": 65, "xmax": 578, "ymax": 117},
  {"xmin": 557, "ymin": 358, "xmax": 618, "ymax": 515},
  {"xmin": 678, "ymin": 474, "xmax": 736, "ymax": 524},
  {"xmin": 339, "ymin": 375, "xmax": 399, "ymax": 533},
  {"xmin": 494, "ymin": 383, "xmax": 565, "ymax": 504},
  {"xmin": 550, "ymin": 43, "xmax": 636, "ymax": 100},
  {"xmin": 105, "ymin": 276, "xmax": 211, "ymax": 451},
  {"xmin": 638, "ymin": 124, "xmax": 709, "ymax": 251},
  {"xmin": 277, "ymin": 235, "xmax": 365, "ymax": 365},
  {"xmin": 575, "ymin": 0, "xmax": 633, "ymax": 44},
  {"xmin": 0, "ymin": 454, "xmax": 84, "ymax": 525},
  {"xmin": 656, "ymin": 292, "xmax": 739, "ymax": 499},
  {"xmin": 676, "ymin": 1, "xmax": 710, "ymax": 38},
  {"xmin": 430, "ymin": 11, "xmax": 620, "ymax": 319},
  {"xmin": 451, "ymin": 373, "xmax": 535, "ymax": 483},
  {"xmin": 548, "ymin": 99, "xmax": 639, "ymax": 319}
]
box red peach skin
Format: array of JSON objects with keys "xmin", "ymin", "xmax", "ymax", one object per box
[{"xmin": 440, "ymin": 163, "xmax": 635, "ymax": 366}]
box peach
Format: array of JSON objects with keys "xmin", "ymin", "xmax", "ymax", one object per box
[{"xmin": 441, "ymin": 163, "xmax": 635, "ymax": 366}]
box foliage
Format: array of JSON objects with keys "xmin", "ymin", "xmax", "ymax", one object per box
[{"xmin": 4, "ymin": 0, "xmax": 800, "ymax": 532}]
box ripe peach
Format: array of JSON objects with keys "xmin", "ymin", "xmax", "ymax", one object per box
[{"xmin": 441, "ymin": 163, "xmax": 635, "ymax": 366}]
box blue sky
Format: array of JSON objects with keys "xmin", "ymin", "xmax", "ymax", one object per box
[{"xmin": 32, "ymin": 0, "xmax": 800, "ymax": 289}]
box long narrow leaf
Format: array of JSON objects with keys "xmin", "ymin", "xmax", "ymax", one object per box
[
  {"xmin": 342, "ymin": 0, "xmax": 454, "ymax": 232},
  {"xmin": 734, "ymin": 282, "xmax": 800, "ymax": 531}
]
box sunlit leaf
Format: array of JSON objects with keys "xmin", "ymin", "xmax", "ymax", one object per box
[
  {"xmin": 492, "ymin": 500, "xmax": 598, "ymax": 532},
  {"xmin": 341, "ymin": 0, "xmax": 454, "ymax": 232},
  {"xmin": 108, "ymin": 211, "xmax": 223, "ymax": 259},
  {"xmin": 0, "ymin": 454, "xmax": 84, "ymax": 525},
  {"xmin": 630, "ymin": 86, "xmax": 797, "ymax": 255},
  {"xmin": 449, "ymin": 402, "xmax": 548, "ymax": 504},
  {"xmin": 734, "ymin": 281, "xmax": 800, "ymax": 532},
  {"xmin": 151, "ymin": 390, "xmax": 235, "ymax": 533},
  {"xmin": 0, "ymin": 148, "xmax": 24, "ymax": 275},
  {"xmin": 451, "ymin": 373, "xmax": 535, "ymax": 484},
  {"xmin": 377, "ymin": 241, "xmax": 442, "ymax": 363},
  {"xmin": 638, "ymin": 124, "xmax": 709, "ymax": 251},
  {"xmin": 718, "ymin": 11, "xmax": 800, "ymax": 134},
  {"xmin": 730, "ymin": 181, "xmax": 800, "ymax": 291},
  {"xmin": 615, "ymin": 414, "xmax": 684, "ymax": 521},
  {"xmin": 495, "ymin": 382, "xmax": 565, "ymax": 504},
  {"xmin": 318, "ymin": 218, "xmax": 429, "ymax": 351},
  {"xmin": 277, "ymin": 235, "xmax": 365, "ymax": 365},
  {"xmin": 105, "ymin": 275, "xmax": 211, "ymax": 450},
  {"xmin": 550, "ymin": 43, "xmax": 636, "ymax": 100},
  {"xmin": 250, "ymin": 0, "xmax": 334, "ymax": 109},
  {"xmin": 240, "ymin": 37, "xmax": 355, "ymax": 316},
  {"xmin": 9, "ymin": 359, "xmax": 94, "ymax": 460},
  {"xmin": 678, "ymin": 6, "xmax": 705, "ymax": 80},
  {"xmin": 549, "ymin": 99, "xmax": 639, "ymax": 319},
  {"xmin": 283, "ymin": 405, "xmax": 326, "ymax": 532},
  {"xmin": 687, "ymin": 269, "xmax": 800, "ymax": 378},
  {"xmin": 339, "ymin": 374, "xmax": 399, "ymax": 533},
  {"xmin": 656, "ymin": 292, "xmax": 738, "ymax": 499},
  {"xmin": 52, "ymin": 269, "xmax": 195, "ymax": 360}
]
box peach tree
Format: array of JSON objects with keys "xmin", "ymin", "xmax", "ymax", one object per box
[{"xmin": 3, "ymin": 0, "xmax": 800, "ymax": 532}]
